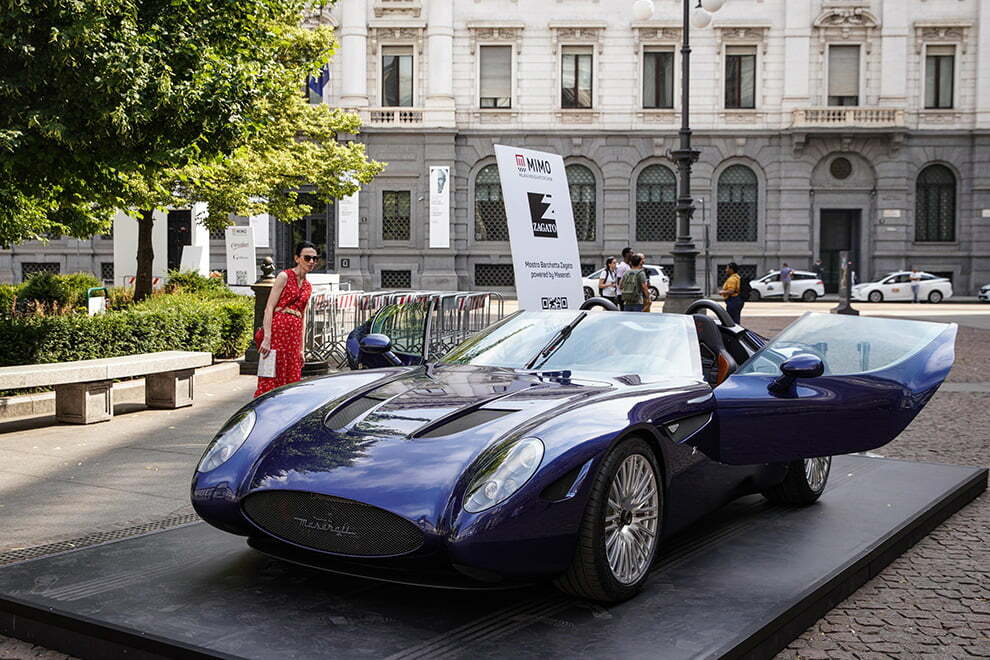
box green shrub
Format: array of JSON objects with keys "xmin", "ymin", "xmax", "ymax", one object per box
[
  {"xmin": 164, "ymin": 270, "xmax": 230, "ymax": 297},
  {"xmin": 106, "ymin": 286, "xmax": 135, "ymax": 310},
  {"xmin": 0, "ymin": 284, "xmax": 20, "ymax": 318},
  {"xmin": 19, "ymin": 272, "xmax": 102, "ymax": 310}
]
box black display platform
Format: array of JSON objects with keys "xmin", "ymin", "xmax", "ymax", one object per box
[{"xmin": 0, "ymin": 456, "xmax": 985, "ymax": 660}]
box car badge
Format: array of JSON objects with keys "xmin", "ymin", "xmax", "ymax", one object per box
[{"xmin": 293, "ymin": 516, "xmax": 358, "ymax": 537}]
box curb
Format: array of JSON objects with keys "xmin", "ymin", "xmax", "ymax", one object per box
[{"xmin": 0, "ymin": 361, "xmax": 243, "ymax": 421}]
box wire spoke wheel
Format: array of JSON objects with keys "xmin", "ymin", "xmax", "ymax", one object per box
[
  {"xmin": 604, "ymin": 454, "xmax": 659, "ymax": 585},
  {"xmin": 803, "ymin": 456, "xmax": 831, "ymax": 493}
]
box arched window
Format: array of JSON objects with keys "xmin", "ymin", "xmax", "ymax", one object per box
[
  {"xmin": 636, "ymin": 165, "xmax": 676, "ymax": 241},
  {"xmin": 566, "ymin": 164, "xmax": 596, "ymax": 241},
  {"xmin": 475, "ymin": 164, "xmax": 508, "ymax": 241},
  {"xmin": 915, "ymin": 165, "xmax": 956, "ymax": 242},
  {"xmin": 717, "ymin": 165, "xmax": 758, "ymax": 242}
]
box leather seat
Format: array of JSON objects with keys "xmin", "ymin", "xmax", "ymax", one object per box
[{"xmin": 693, "ymin": 314, "xmax": 738, "ymax": 386}]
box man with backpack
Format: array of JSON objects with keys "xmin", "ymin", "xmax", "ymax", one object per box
[
  {"xmin": 620, "ymin": 253, "xmax": 652, "ymax": 312},
  {"xmin": 719, "ymin": 262, "xmax": 747, "ymax": 324}
]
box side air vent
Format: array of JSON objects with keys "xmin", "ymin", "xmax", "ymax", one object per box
[
  {"xmin": 415, "ymin": 409, "xmax": 514, "ymax": 438},
  {"xmin": 324, "ymin": 396, "xmax": 381, "ymax": 430}
]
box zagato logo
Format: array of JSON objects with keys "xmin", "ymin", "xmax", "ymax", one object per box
[
  {"xmin": 527, "ymin": 192, "xmax": 558, "ymax": 238},
  {"xmin": 516, "ymin": 154, "xmax": 552, "ymax": 175}
]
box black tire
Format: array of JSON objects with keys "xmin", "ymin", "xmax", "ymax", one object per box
[
  {"xmin": 748, "ymin": 290, "xmax": 761, "ymax": 302},
  {"xmin": 583, "ymin": 286, "xmax": 594, "ymax": 300},
  {"xmin": 928, "ymin": 290, "xmax": 943, "ymax": 304},
  {"xmin": 649, "ymin": 286, "xmax": 660, "ymax": 302},
  {"xmin": 762, "ymin": 457, "xmax": 831, "ymax": 506},
  {"xmin": 868, "ymin": 290, "xmax": 884, "ymax": 303},
  {"xmin": 802, "ymin": 289, "xmax": 818, "ymax": 302},
  {"xmin": 554, "ymin": 438, "xmax": 662, "ymax": 603}
]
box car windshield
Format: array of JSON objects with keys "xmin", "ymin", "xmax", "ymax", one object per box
[
  {"xmin": 737, "ymin": 312, "xmax": 946, "ymax": 377},
  {"xmin": 440, "ymin": 311, "xmax": 702, "ymax": 380}
]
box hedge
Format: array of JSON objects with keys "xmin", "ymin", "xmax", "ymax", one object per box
[{"xmin": 0, "ymin": 292, "xmax": 253, "ymax": 367}]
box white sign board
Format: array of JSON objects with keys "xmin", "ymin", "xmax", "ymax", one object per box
[
  {"xmin": 87, "ymin": 295, "xmax": 107, "ymax": 316},
  {"xmin": 225, "ymin": 226, "xmax": 257, "ymax": 286},
  {"xmin": 429, "ymin": 166, "xmax": 451, "ymax": 248},
  {"xmin": 338, "ymin": 192, "xmax": 360, "ymax": 248},
  {"xmin": 249, "ymin": 213, "xmax": 270, "ymax": 248},
  {"xmin": 179, "ymin": 245, "xmax": 206, "ymax": 275},
  {"xmin": 494, "ymin": 145, "xmax": 583, "ymax": 311}
]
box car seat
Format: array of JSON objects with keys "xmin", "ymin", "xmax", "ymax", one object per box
[{"xmin": 693, "ymin": 314, "xmax": 738, "ymax": 386}]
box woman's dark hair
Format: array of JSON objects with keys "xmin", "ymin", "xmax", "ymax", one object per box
[
  {"xmin": 726, "ymin": 262, "xmax": 738, "ymax": 274},
  {"xmin": 605, "ymin": 257, "xmax": 616, "ymax": 267},
  {"xmin": 294, "ymin": 241, "xmax": 318, "ymax": 256}
]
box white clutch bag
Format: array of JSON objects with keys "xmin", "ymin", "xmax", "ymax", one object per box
[{"xmin": 258, "ymin": 349, "xmax": 277, "ymax": 378}]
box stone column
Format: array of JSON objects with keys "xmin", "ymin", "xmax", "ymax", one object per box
[
  {"xmin": 339, "ymin": 0, "xmax": 369, "ymax": 108},
  {"xmin": 978, "ymin": 0, "xmax": 990, "ymax": 127},
  {"xmin": 879, "ymin": 0, "xmax": 908, "ymax": 104},
  {"xmin": 425, "ymin": 0, "xmax": 455, "ymax": 124},
  {"xmin": 782, "ymin": 1, "xmax": 811, "ymax": 110}
]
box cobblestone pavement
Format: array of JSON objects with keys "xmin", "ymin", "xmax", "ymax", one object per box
[{"xmin": 2, "ymin": 315, "xmax": 988, "ymax": 660}]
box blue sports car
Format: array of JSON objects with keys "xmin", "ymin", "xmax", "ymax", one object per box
[{"xmin": 192, "ymin": 305, "xmax": 955, "ymax": 602}]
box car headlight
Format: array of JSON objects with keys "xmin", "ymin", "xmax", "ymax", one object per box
[
  {"xmin": 463, "ymin": 437, "xmax": 544, "ymax": 513},
  {"xmin": 197, "ymin": 409, "xmax": 256, "ymax": 472}
]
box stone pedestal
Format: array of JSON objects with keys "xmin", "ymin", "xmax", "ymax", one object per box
[
  {"xmin": 55, "ymin": 381, "xmax": 112, "ymax": 424},
  {"xmin": 242, "ymin": 279, "xmax": 275, "ymax": 375},
  {"xmin": 146, "ymin": 369, "xmax": 195, "ymax": 409}
]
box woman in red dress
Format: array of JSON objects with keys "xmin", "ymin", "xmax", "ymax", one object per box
[{"xmin": 254, "ymin": 242, "xmax": 318, "ymax": 397}]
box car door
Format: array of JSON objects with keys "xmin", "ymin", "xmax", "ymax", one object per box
[
  {"xmin": 711, "ymin": 312, "xmax": 956, "ymax": 465},
  {"xmin": 764, "ymin": 273, "xmax": 780, "ymax": 297}
]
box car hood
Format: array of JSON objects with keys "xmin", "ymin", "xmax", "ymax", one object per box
[{"xmin": 246, "ymin": 365, "xmax": 626, "ymax": 526}]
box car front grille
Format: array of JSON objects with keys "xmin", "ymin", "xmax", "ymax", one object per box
[{"xmin": 243, "ymin": 491, "xmax": 424, "ymax": 557}]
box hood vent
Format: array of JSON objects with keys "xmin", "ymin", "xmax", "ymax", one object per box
[
  {"xmin": 324, "ymin": 396, "xmax": 382, "ymax": 431},
  {"xmin": 415, "ymin": 409, "xmax": 514, "ymax": 439}
]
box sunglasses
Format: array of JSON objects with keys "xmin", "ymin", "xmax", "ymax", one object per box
[{"xmin": 300, "ymin": 255, "xmax": 320, "ymax": 263}]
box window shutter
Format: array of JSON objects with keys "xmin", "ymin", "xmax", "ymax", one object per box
[
  {"xmin": 828, "ymin": 45, "xmax": 860, "ymax": 97},
  {"xmin": 480, "ymin": 46, "xmax": 511, "ymax": 101}
]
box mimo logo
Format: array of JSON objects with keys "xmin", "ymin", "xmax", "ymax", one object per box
[{"xmin": 516, "ymin": 154, "xmax": 552, "ymax": 175}]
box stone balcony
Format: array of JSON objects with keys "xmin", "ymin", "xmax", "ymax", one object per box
[
  {"xmin": 350, "ymin": 107, "xmax": 457, "ymax": 130},
  {"xmin": 792, "ymin": 107, "xmax": 906, "ymax": 129}
]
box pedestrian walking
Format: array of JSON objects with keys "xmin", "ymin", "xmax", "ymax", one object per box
[
  {"xmin": 599, "ymin": 257, "xmax": 621, "ymax": 307},
  {"xmin": 254, "ymin": 241, "xmax": 318, "ymax": 398},
  {"xmin": 720, "ymin": 262, "xmax": 744, "ymax": 324},
  {"xmin": 615, "ymin": 247, "xmax": 633, "ymax": 310},
  {"xmin": 620, "ymin": 253, "xmax": 651, "ymax": 312},
  {"xmin": 910, "ymin": 266, "xmax": 922, "ymax": 303},
  {"xmin": 813, "ymin": 259, "xmax": 825, "ymax": 282},
  {"xmin": 780, "ymin": 262, "xmax": 794, "ymax": 302}
]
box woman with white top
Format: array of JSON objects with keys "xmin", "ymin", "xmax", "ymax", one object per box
[{"xmin": 599, "ymin": 257, "xmax": 620, "ymax": 306}]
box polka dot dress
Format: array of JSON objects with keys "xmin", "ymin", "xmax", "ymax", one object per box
[{"xmin": 254, "ymin": 269, "xmax": 312, "ymax": 398}]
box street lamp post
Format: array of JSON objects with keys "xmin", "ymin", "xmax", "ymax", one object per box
[{"xmin": 634, "ymin": 0, "xmax": 724, "ymax": 313}]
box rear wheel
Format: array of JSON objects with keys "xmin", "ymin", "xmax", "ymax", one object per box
[
  {"xmin": 928, "ymin": 290, "xmax": 943, "ymax": 304},
  {"xmin": 762, "ymin": 456, "xmax": 831, "ymax": 505},
  {"xmin": 748, "ymin": 290, "xmax": 761, "ymax": 302},
  {"xmin": 583, "ymin": 286, "xmax": 594, "ymax": 300},
  {"xmin": 555, "ymin": 438, "xmax": 662, "ymax": 602},
  {"xmin": 649, "ymin": 286, "xmax": 660, "ymax": 302},
  {"xmin": 802, "ymin": 289, "xmax": 818, "ymax": 302},
  {"xmin": 868, "ymin": 290, "xmax": 884, "ymax": 303}
]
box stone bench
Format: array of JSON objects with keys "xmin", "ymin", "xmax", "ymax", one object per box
[{"xmin": 0, "ymin": 351, "xmax": 213, "ymax": 424}]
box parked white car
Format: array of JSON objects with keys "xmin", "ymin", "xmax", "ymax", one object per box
[
  {"xmin": 851, "ymin": 271, "xmax": 953, "ymax": 303},
  {"xmin": 583, "ymin": 265, "xmax": 669, "ymax": 301},
  {"xmin": 978, "ymin": 283, "xmax": 989, "ymax": 303},
  {"xmin": 749, "ymin": 270, "xmax": 825, "ymax": 302}
]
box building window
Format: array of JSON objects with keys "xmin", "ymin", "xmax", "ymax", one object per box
[
  {"xmin": 474, "ymin": 264, "xmax": 515, "ymax": 287},
  {"xmin": 561, "ymin": 46, "xmax": 593, "ymax": 109},
  {"xmin": 717, "ymin": 165, "xmax": 758, "ymax": 242},
  {"xmin": 828, "ymin": 45, "xmax": 860, "ymax": 106},
  {"xmin": 925, "ymin": 46, "xmax": 954, "ymax": 109},
  {"xmin": 475, "ymin": 164, "xmax": 508, "ymax": 241},
  {"xmin": 636, "ymin": 165, "xmax": 677, "ymax": 242},
  {"xmin": 381, "ymin": 269, "xmax": 412, "ymax": 289},
  {"xmin": 382, "ymin": 191, "xmax": 411, "ymax": 241},
  {"xmin": 717, "ymin": 263, "xmax": 757, "ymax": 288},
  {"xmin": 724, "ymin": 46, "xmax": 756, "ymax": 109},
  {"xmin": 643, "ymin": 49, "xmax": 674, "ymax": 109},
  {"xmin": 915, "ymin": 164, "xmax": 956, "ymax": 242},
  {"xmin": 21, "ymin": 262, "xmax": 60, "ymax": 282},
  {"xmin": 382, "ymin": 46, "xmax": 413, "ymax": 107},
  {"xmin": 480, "ymin": 45, "xmax": 512, "ymax": 109},
  {"xmin": 566, "ymin": 164, "xmax": 596, "ymax": 241},
  {"xmin": 100, "ymin": 262, "xmax": 114, "ymax": 285}
]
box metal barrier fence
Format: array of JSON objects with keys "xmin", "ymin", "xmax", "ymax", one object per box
[{"xmin": 305, "ymin": 290, "xmax": 504, "ymax": 368}]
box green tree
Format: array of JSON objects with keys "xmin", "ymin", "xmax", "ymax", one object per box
[{"xmin": 0, "ymin": 0, "xmax": 382, "ymax": 300}]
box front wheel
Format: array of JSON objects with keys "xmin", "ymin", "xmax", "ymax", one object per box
[
  {"xmin": 762, "ymin": 456, "xmax": 831, "ymax": 505},
  {"xmin": 868, "ymin": 290, "xmax": 884, "ymax": 303},
  {"xmin": 583, "ymin": 286, "xmax": 594, "ymax": 300},
  {"xmin": 555, "ymin": 438, "xmax": 662, "ymax": 602},
  {"xmin": 928, "ymin": 290, "xmax": 943, "ymax": 304},
  {"xmin": 802, "ymin": 289, "xmax": 818, "ymax": 302},
  {"xmin": 649, "ymin": 286, "xmax": 660, "ymax": 302},
  {"xmin": 748, "ymin": 290, "xmax": 761, "ymax": 302}
]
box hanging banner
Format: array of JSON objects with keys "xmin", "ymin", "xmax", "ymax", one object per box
[
  {"xmin": 494, "ymin": 145, "xmax": 583, "ymax": 311},
  {"xmin": 225, "ymin": 226, "xmax": 257, "ymax": 286},
  {"xmin": 338, "ymin": 191, "xmax": 360, "ymax": 248},
  {"xmin": 429, "ymin": 166, "xmax": 451, "ymax": 248}
]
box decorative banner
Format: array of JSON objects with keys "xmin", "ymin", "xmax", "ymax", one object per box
[
  {"xmin": 494, "ymin": 145, "xmax": 583, "ymax": 311},
  {"xmin": 338, "ymin": 191, "xmax": 360, "ymax": 248},
  {"xmin": 429, "ymin": 165, "xmax": 451, "ymax": 248},
  {"xmin": 249, "ymin": 213, "xmax": 270, "ymax": 248},
  {"xmin": 225, "ymin": 226, "xmax": 257, "ymax": 286}
]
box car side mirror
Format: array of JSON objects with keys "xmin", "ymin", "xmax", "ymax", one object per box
[
  {"xmin": 360, "ymin": 333, "xmax": 402, "ymax": 366},
  {"xmin": 768, "ymin": 354, "xmax": 824, "ymax": 396}
]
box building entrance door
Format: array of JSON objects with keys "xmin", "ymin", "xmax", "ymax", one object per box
[
  {"xmin": 166, "ymin": 210, "xmax": 192, "ymax": 272},
  {"xmin": 276, "ymin": 194, "xmax": 334, "ymax": 272},
  {"xmin": 819, "ymin": 209, "xmax": 861, "ymax": 293}
]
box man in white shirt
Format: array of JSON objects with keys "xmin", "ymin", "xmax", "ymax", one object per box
[
  {"xmin": 614, "ymin": 247, "xmax": 633, "ymax": 310},
  {"xmin": 910, "ymin": 267, "xmax": 922, "ymax": 303}
]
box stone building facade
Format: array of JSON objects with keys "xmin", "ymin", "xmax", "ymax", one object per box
[{"xmin": 3, "ymin": 0, "xmax": 989, "ymax": 294}]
